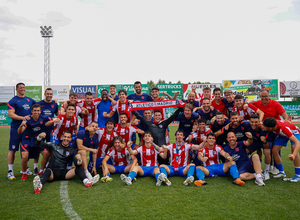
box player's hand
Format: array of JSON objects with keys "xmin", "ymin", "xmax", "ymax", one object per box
[
  {"xmin": 127, "ymin": 141, "xmax": 133, "ymax": 148},
  {"xmin": 21, "ymin": 119, "xmax": 27, "ymax": 126},
  {"xmin": 245, "ymin": 132, "xmax": 252, "ymax": 139},
  {"xmin": 91, "ymin": 149, "xmax": 97, "ymax": 154},
  {"xmin": 202, "ymin": 136, "xmax": 207, "ymax": 143},
  {"xmin": 38, "ymin": 132, "xmax": 46, "ymax": 139},
  {"xmin": 210, "ymin": 116, "xmax": 216, "ymax": 124},
  {"xmin": 132, "ymin": 119, "xmax": 139, "ymax": 125},
  {"xmin": 210, "ymin": 106, "xmax": 215, "ymax": 111},
  {"xmin": 120, "ymin": 142, "xmax": 126, "ymax": 148},
  {"xmin": 24, "ymin": 115, "xmax": 31, "ymax": 120},
  {"xmin": 192, "ymin": 87, "xmax": 196, "ymax": 93},
  {"xmin": 92, "ymin": 167, "xmax": 97, "ymax": 175},
  {"xmin": 111, "ymin": 100, "xmax": 117, "ymax": 106},
  {"xmin": 103, "ymin": 112, "xmax": 107, "ymax": 117},
  {"xmin": 227, "ymin": 156, "xmax": 233, "ymax": 162},
  {"xmin": 75, "ymin": 154, "xmax": 82, "ymax": 161},
  {"xmin": 53, "ymin": 99, "xmax": 58, "ymax": 104},
  {"xmin": 225, "ymin": 124, "xmax": 230, "ymax": 130},
  {"xmin": 202, "ymin": 157, "xmax": 208, "ymax": 162},
  {"xmin": 162, "ymin": 145, "xmax": 167, "ymax": 150},
  {"xmin": 288, "ymin": 154, "xmax": 295, "ymax": 161},
  {"xmin": 162, "ymin": 91, "xmax": 167, "ymax": 95},
  {"xmin": 53, "ymin": 118, "xmax": 61, "ymax": 123},
  {"xmin": 243, "ymin": 104, "xmax": 248, "ymax": 110},
  {"xmin": 174, "ymin": 91, "xmax": 180, "ymax": 96}
]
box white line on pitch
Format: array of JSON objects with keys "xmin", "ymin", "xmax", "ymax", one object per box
[{"xmin": 60, "ymin": 181, "xmax": 81, "ymax": 220}]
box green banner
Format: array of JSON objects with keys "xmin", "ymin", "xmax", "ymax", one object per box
[
  {"xmin": 0, "ymin": 105, "xmax": 11, "ymax": 126},
  {"xmin": 25, "ymin": 86, "xmax": 42, "ymax": 102},
  {"xmin": 97, "ymin": 84, "xmax": 149, "ymax": 97},
  {"xmin": 156, "ymin": 84, "xmax": 183, "ymax": 99},
  {"xmin": 279, "ymin": 101, "xmax": 300, "ymax": 120}
]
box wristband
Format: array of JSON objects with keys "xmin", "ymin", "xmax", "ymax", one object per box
[
  {"xmin": 77, "ymin": 160, "xmax": 82, "ymax": 165},
  {"xmin": 263, "ymin": 141, "xmax": 267, "ymax": 144},
  {"xmin": 37, "ymin": 136, "xmax": 42, "ymax": 141}
]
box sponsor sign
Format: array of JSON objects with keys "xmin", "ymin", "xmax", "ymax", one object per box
[
  {"xmin": 97, "ymin": 84, "xmax": 149, "ymax": 97},
  {"xmin": 280, "ymin": 81, "xmax": 300, "ymax": 98},
  {"xmin": 0, "ymin": 106, "xmax": 12, "ymax": 126},
  {"xmin": 182, "ymin": 83, "xmax": 222, "ymax": 100},
  {"xmin": 279, "ymin": 101, "xmax": 300, "ymax": 122},
  {"xmin": 71, "ymin": 85, "xmax": 97, "ymax": 99},
  {"xmin": 157, "ymin": 84, "xmax": 183, "ymax": 99},
  {"xmin": 48, "ymin": 85, "xmax": 69, "ymax": 102},
  {"xmin": 0, "ymin": 86, "xmax": 15, "ymax": 102},
  {"xmin": 25, "ymin": 86, "xmax": 42, "ymax": 101},
  {"xmin": 222, "ymin": 79, "xmax": 278, "ymax": 100}
]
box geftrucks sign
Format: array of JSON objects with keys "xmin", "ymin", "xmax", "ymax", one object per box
[
  {"xmin": 25, "ymin": 86, "xmax": 42, "ymax": 101},
  {"xmin": 0, "ymin": 86, "xmax": 15, "ymax": 102},
  {"xmin": 48, "ymin": 85, "xmax": 69, "ymax": 102},
  {"xmin": 279, "ymin": 101, "xmax": 300, "ymax": 121},
  {"xmin": 157, "ymin": 84, "xmax": 183, "ymax": 99},
  {"xmin": 97, "ymin": 84, "xmax": 149, "ymax": 97},
  {"xmin": 222, "ymin": 79, "xmax": 278, "ymax": 100},
  {"xmin": 182, "ymin": 83, "xmax": 222, "ymax": 100},
  {"xmin": 0, "ymin": 106, "xmax": 11, "ymax": 126},
  {"xmin": 280, "ymin": 81, "xmax": 300, "ymax": 98},
  {"xmin": 71, "ymin": 85, "xmax": 97, "ymax": 99}
]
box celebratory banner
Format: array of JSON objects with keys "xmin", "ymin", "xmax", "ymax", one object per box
[
  {"xmin": 0, "ymin": 106, "xmax": 12, "ymax": 126},
  {"xmin": 71, "ymin": 85, "xmax": 97, "ymax": 99},
  {"xmin": 129, "ymin": 99, "xmax": 185, "ymax": 111},
  {"xmin": 279, "ymin": 101, "xmax": 300, "ymax": 122},
  {"xmin": 25, "ymin": 86, "xmax": 42, "ymax": 101},
  {"xmin": 97, "ymin": 84, "xmax": 149, "ymax": 97},
  {"xmin": 280, "ymin": 81, "xmax": 300, "ymax": 98},
  {"xmin": 182, "ymin": 83, "xmax": 222, "ymax": 100},
  {"xmin": 0, "ymin": 86, "xmax": 15, "ymax": 102},
  {"xmin": 157, "ymin": 84, "xmax": 183, "ymax": 99},
  {"xmin": 222, "ymin": 79, "xmax": 278, "ymax": 100},
  {"xmin": 48, "ymin": 85, "xmax": 69, "ymax": 102}
]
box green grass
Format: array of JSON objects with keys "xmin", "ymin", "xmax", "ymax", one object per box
[{"xmin": 0, "ymin": 126, "xmax": 300, "ymax": 220}]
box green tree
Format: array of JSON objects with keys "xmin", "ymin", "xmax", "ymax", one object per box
[
  {"xmin": 147, "ymin": 80, "xmax": 156, "ymax": 94},
  {"xmin": 176, "ymin": 80, "xmax": 181, "ymax": 84},
  {"xmin": 157, "ymin": 79, "xmax": 166, "ymax": 84}
]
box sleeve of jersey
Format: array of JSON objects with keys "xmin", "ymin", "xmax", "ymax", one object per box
[
  {"xmin": 281, "ymin": 127, "xmax": 293, "ymax": 138},
  {"xmin": 76, "ymin": 106, "xmax": 82, "ymax": 114},
  {"xmin": 76, "ymin": 131, "xmax": 84, "ymax": 140},
  {"xmin": 7, "ymin": 100, "xmax": 15, "ymax": 110},
  {"xmin": 106, "ymin": 149, "xmax": 113, "ymax": 157},
  {"xmin": 93, "ymin": 98, "xmax": 102, "ymax": 106},
  {"xmin": 136, "ymin": 146, "xmax": 142, "ymax": 154},
  {"xmin": 112, "ymin": 104, "xmax": 117, "ymax": 112},
  {"xmin": 217, "ymin": 145, "xmax": 224, "ymax": 153},
  {"xmin": 248, "ymin": 103, "xmax": 258, "ymax": 112},
  {"xmin": 76, "ymin": 100, "xmax": 83, "ymax": 107}
]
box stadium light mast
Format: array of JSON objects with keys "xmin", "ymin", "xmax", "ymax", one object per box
[{"xmin": 40, "ymin": 26, "xmax": 53, "ymax": 87}]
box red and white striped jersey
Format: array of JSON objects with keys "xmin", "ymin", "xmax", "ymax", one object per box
[
  {"xmin": 106, "ymin": 147, "xmax": 130, "ymax": 166},
  {"xmin": 96, "ymin": 128, "xmax": 118, "ymax": 158},
  {"xmin": 192, "ymin": 127, "xmax": 212, "ymax": 144},
  {"xmin": 232, "ymin": 103, "xmax": 258, "ymax": 120},
  {"xmin": 112, "ymin": 100, "xmax": 131, "ymax": 122},
  {"xmin": 275, "ymin": 120, "xmax": 300, "ymax": 138},
  {"xmin": 167, "ymin": 142, "xmax": 192, "ymax": 167},
  {"xmin": 114, "ymin": 124, "xmax": 136, "ymax": 143},
  {"xmin": 199, "ymin": 144, "xmax": 223, "ymax": 167},
  {"xmin": 51, "ymin": 114, "xmax": 78, "ymax": 140},
  {"xmin": 77, "ymin": 98, "xmax": 102, "ymax": 127},
  {"xmin": 136, "ymin": 145, "xmax": 160, "ymax": 167}
]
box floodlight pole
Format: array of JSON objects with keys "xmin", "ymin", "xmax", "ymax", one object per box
[{"xmin": 40, "ymin": 26, "xmax": 53, "ymax": 87}]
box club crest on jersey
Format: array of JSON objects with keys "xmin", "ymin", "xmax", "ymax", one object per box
[
  {"xmin": 91, "ymin": 141, "xmax": 93, "ymax": 144},
  {"xmin": 51, "ymin": 105, "xmax": 54, "ymax": 108},
  {"xmin": 159, "ymin": 124, "xmax": 163, "ymax": 128},
  {"xmin": 151, "ymin": 150, "xmax": 154, "ymax": 154},
  {"xmin": 235, "ymin": 148, "xmax": 239, "ymax": 152},
  {"xmin": 66, "ymin": 151, "xmax": 70, "ymax": 156},
  {"xmin": 122, "ymin": 154, "xmax": 125, "ymax": 157},
  {"xmin": 40, "ymin": 121, "xmax": 43, "ymax": 124}
]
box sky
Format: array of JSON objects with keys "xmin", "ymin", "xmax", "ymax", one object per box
[{"xmin": 1, "ymin": 0, "xmax": 300, "ymax": 87}]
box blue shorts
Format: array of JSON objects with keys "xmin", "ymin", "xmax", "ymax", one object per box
[
  {"xmin": 9, "ymin": 128, "xmax": 22, "ymax": 151},
  {"xmin": 205, "ymin": 164, "xmax": 226, "ymax": 177},
  {"xmin": 141, "ymin": 166, "xmax": 157, "ymax": 177},
  {"xmin": 88, "ymin": 157, "xmax": 113, "ymax": 172},
  {"xmin": 113, "ymin": 165, "xmax": 127, "ymax": 174},
  {"xmin": 167, "ymin": 166, "xmax": 187, "ymax": 177},
  {"xmin": 247, "ymin": 142, "xmax": 263, "ymax": 154},
  {"xmin": 21, "ymin": 136, "xmax": 45, "ymax": 153},
  {"xmin": 238, "ymin": 156, "xmax": 255, "ymax": 175},
  {"xmin": 274, "ymin": 134, "xmax": 300, "ymax": 146}
]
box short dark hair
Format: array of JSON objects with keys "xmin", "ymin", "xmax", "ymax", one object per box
[
  {"xmin": 69, "ymin": 92, "xmax": 78, "ymax": 97},
  {"xmin": 119, "ymin": 112, "xmax": 128, "ymax": 118},
  {"xmin": 85, "ymin": 92, "xmax": 93, "ymax": 97},
  {"xmin": 198, "ymin": 118, "xmax": 206, "ymax": 124},
  {"xmin": 152, "ymin": 87, "xmax": 159, "ymax": 92},
  {"xmin": 213, "ymin": 88, "xmax": 222, "ymax": 94},
  {"xmin": 216, "ymin": 111, "xmax": 224, "ymax": 116},
  {"xmin": 31, "ymin": 104, "xmax": 41, "ymax": 111},
  {"xmin": 144, "ymin": 131, "xmax": 152, "ymax": 136},
  {"xmin": 263, "ymin": 117, "xmax": 277, "ymax": 128},
  {"xmin": 134, "ymin": 81, "xmax": 142, "ymax": 86},
  {"xmin": 230, "ymin": 111, "xmax": 239, "ymax": 118},
  {"xmin": 154, "ymin": 109, "xmax": 162, "ymax": 115},
  {"xmin": 109, "ymin": 85, "xmax": 116, "ymax": 88},
  {"xmin": 118, "ymin": 89, "xmax": 127, "ymax": 96},
  {"xmin": 16, "ymin": 82, "xmax": 25, "ymax": 89},
  {"xmin": 89, "ymin": 121, "xmax": 98, "ymax": 126},
  {"xmin": 63, "ymin": 130, "xmax": 72, "ymax": 136},
  {"xmin": 44, "ymin": 88, "xmax": 52, "ymax": 93},
  {"xmin": 234, "ymin": 94, "xmax": 244, "ymax": 100},
  {"xmin": 250, "ymin": 114, "xmax": 259, "ymax": 120},
  {"xmin": 184, "ymin": 103, "xmax": 194, "ymax": 111},
  {"xmin": 207, "ymin": 133, "xmax": 216, "ymax": 139},
  {"xmin": 101, "ymin": 89, "xmax": 108, "ymax": 94},
  {"xmin": 175, "ymin": 129, "xmax": 185, "ymax": 137},
  {"xmin": 105, "ymin": 119, "xmax": 115, "ymax": 127},
  {"xmin": 67, "ymin": 103, "xmax": 75, "ymax": 109},
  {"xmin": 202, "ymin": 97, "xmax": 210, "ymax": 102}
]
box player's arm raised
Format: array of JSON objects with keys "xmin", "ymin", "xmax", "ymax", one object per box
[
  {"xmin": 17, "ymin": 119, "xmax": 27, "ymax": 135},
  {"xmin": 127, "ymin": 141, "xmax": 138, "ymax": 155},
  {"xmin": 198, "ymin": 152, "xmax": 208, "ymax": 163},
  {"xmin": 244, "ymin": 132, "xmax": 253, "ymax": 146}
]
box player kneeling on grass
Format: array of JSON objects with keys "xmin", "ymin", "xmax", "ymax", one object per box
[
  {"xmin": 120, "ymin": 131, "xmax": 170, "ymax": 186},
  {"xmin": 263, "ymin": 117, "xmax": 300, "ymax": 182},
  {"xmin": 159, "ymin": 129, "xmax": 206, "ymax": 186},
  {"xmin": 101, "ymin": 136, "xmax": 137, "ymax": 182},
  {"xmin": 76, "ymin": 121, "xmax": 99, "ymax": 181},
  {"xmin": 223, "ymin": 132, "xmax": 265, "ymax": 186},
  {"xmin": 33, "ymin": 131, "xmax": 99, "ymax": 194},
  {"xmin": 194, "ymin": 133, "xmax": 245, "ymax": 187}
]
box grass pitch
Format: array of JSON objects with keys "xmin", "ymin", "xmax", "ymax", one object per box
[{"xmin": 0, "ymin": 126, "xmax": 300, "ymax": 220}]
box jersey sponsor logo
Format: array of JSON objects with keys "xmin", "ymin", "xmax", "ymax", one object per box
[
  {"xmin": 33, "ymin": 127, "xmax": 41, "ymax": 132},
  {"xmin": 236, "ymin": 132, "xmax": 244, "ymax": 139},
  {"xmin": 23, "ymin": 104, "xmax": 30, "ymax": 110}
]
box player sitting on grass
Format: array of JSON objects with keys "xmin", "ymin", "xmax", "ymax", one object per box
[
  {"xmin": 120, "ymin": 131, "xmax": 170, "ymax": 186},
  {"xmin": 194, "ymin": 133, "xmax": 245, "ymax": 187},
  {"xmin": 263, "ymin": 117, "xmax": 300, "ymax": 182},
  {"xmin": 101, "ymin": 136, "xmax": 137, "ymax": 182},
  {"xmin": 159, "ymin": 129, "xmax": 206, "ymax": 186},
  {"xmin": 33, "ymin": 131, "xmax": 99, "ymax": 194},
  {"xmin": 223, "ymin": 132, "xmax": 265, "ymax": 186}
]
